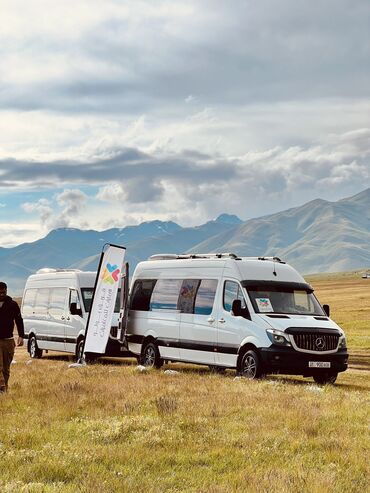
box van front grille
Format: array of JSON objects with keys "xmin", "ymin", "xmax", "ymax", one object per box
[
  {"xmin": 110, "ymin": 326, "xmax": 118, "ymax": 338},
  {"xmin": 293, "ymin": 333, "xmax": 339, "ymax": 352}
]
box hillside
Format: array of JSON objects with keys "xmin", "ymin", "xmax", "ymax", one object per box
[
  {"xmin": 189, "ymin": 188, "xmax": 370, "ymax": 273},
  {"xmin": 2, "ymin": 189, "xmax": 370, "ymax": 294}
]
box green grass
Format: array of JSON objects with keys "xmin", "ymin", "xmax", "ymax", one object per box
[{"xmin": 2, "ymin": 274, "xmax": 369, "ymax": 492}]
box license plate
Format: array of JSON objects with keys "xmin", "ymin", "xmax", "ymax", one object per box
[{"xmin": 309, "ymin": 361, "xmax": 331, "ymax": 368}]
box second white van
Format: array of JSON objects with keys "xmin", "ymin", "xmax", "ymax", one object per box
[{"xmin": 22, "ymin": 268, "xmax": 129, "ymax": 360}]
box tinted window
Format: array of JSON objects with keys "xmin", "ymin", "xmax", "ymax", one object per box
[
  {"xmin": 114, "ymin": 289, "xmax": 121, "ymax": 313},
  {"xmin": 22, "ymin": 289, "xmax": 37, "ymax": 316},
  {"xmin": 81, "ymin": 288, "xmax": 94, "ymax": 312},
  {"xmin": 34, "ymin": 288, "xmax": 50, "ymax": 316},
  {"xmin": 224, "ymin": 281, "xmax": 246, "ymax": 312},
  {"xmin": 130, "ymin": 280, "xmax": 157, "ymax": 311},
  {"xmin": 194, "ymin": 280, "xmax": 218, "ymax": 315},
  {"xmin": 150, "ymin": 279, "xmax": 183, "ymax": 311},
  {"xmin": 81, "ymin": 287, "xmax": 121, "ymax": 313},
  {"xmin": 49, "ymin": 288, "xmax": 68, "ymax": 317},
  {"xmin": 178, "ymin": 279, "xmax": 200, "ymax": 313}
]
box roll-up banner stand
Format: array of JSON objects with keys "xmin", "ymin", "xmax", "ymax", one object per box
[{"xmin": 82, "ymin": 243, "xmax": 126, "ymax": 357}]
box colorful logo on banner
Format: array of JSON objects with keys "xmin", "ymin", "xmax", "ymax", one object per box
[{"xmin": 101, "ymin": 263, "xmax": 121, "ymax": 284}]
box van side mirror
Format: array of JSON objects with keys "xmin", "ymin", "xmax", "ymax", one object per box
[
  {"xmin": 70, "ymin": 302, "xmax": 82, "ymax": 317},
  {"xmin": 231, "ymin": 299, "xmax": 251, "ymax": 320},
  {"xmin": 231, "ymin": 299, "xmax": 242, "ymax": 316},
  {"xmin": 323, "ymin": 304, "xmax": 330, "ymax": 317}
]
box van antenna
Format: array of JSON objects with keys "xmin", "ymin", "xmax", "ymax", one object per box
[{"xmin": 273, "ymin": 257, "xmax": 278, "ymax": 277}]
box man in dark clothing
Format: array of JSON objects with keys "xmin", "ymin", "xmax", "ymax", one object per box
[{"xmin": 0, "ymin": 282, "xmax": 24, "ymax": 392}]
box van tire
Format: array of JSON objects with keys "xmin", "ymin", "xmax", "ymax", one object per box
[
  {"xmin": 239, "ymin": 349, "xmax": 264, "ymax": 379},
  {"xmin": 75, "ymin": 339, "xmax": 85, "ymax": 362},
  {"xmin": 29, "ymin": 335, "xmax": 43, "ymax": 359},
  {"xmin": 313, "ymin": 372, "xmax": 338, "ymax": 385},
  {"xmin": 141, "ymin": 341, "xmax": 163, "ymax": 369}
]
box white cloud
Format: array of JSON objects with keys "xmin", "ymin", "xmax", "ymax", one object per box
[
  {"xmin": 22, "ymin": 198, "xmax": 54, "ymax": 226},
  {"xmin": 0, "ymin": 222, "xmax": 42, "ymax": 247},
  {"xmin": 22, "ymin": 189, "xmax": 88, "ymax": 230},
  {"xmin": 0, "ymin": 1, "xmax": 369, "ymax": 244}
]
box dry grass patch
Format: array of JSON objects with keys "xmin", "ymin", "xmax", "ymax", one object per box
[{"xmin": 1, "ymin": 274, "xmax": 369, "ymax": 492}]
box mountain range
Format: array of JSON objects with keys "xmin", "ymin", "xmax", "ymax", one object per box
[{"xmin": 3, "ymin": 189, "xmax": 370, "ymax": 294}]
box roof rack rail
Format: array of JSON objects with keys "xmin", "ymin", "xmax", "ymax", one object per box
[
  {"xmin": 148, "ymin": 252, "xmax": 241, "ymax": 261},
  {"xmin": 257, "ymin": 256, "xmax": 286, "ymax": 264},
  {"xmin": 36, "ymin": 268, "xmax": 82, "ymax": 274}
]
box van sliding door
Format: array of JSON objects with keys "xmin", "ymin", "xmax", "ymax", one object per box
[
  {"xmin": 179, "ymin": 279, "xmax": 217, "ymax": 365},
  {"xmin": 148, "ymin": 279, "xmax": 181, "ymax": 360},
  {"xmin": 48, "ymin": 288, "xmax": 69, "ymax": 352}
]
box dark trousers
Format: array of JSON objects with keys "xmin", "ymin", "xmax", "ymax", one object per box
[{"xmin": 0, "ymin": 338, "xmax": 15, "ymax": 390}]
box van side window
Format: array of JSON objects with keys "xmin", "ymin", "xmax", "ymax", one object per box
[
  {"xmin": 130, "ymin": 280, "xmax": 157, "ymax": 311},
  {"xmin": 22, "ymin": 288, "xmax": 37, "ymax": 316},
  {"xmin": 150, "ymin": 279, "xmax": 183, "ymax": 311},
  {"xmin": 224, "ymin": 281, "xmax": 246, "ymax": 312},
  {"xmin": 178, "ymin": 279, "xmax": 200, "ymax": 313},
  {"xmin": 194, "ymin": 280, "xmax": 218, "ymax": 315},
  {"xmin": 49, "ymin": 288, "xmax": 68, "ymax": 317},
  {"xmin": 34, "ymin": 288, "xmax": 50, "ymax": 316}
]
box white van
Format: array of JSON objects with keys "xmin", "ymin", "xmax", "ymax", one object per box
[
  {"xmin": 125, "ymin": 254, "xmax": 348, "ymax": 384},
  {"xmin": 22, "ymin": 269, "xmax": 129, "ymax": 360}
]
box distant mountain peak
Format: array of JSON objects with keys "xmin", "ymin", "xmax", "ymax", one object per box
[
  {"xmin": 214, "ymin": 214, "xmax": 243, "ymax": 225},
  {"xmin": 339, "ymin": 187, "xmax": 370, "ymax": 205}
]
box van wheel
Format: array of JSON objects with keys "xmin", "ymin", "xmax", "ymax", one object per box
[
  {"xmin": 313, "ymin": 372, "xmax": 338, "ymax": 385},
  {"xmin": 75, "ymin": 339, "xmax": 85, "ymax": 362},
  {"xmin": 240, "ymin": 350, "xmax": 264, "ymax": 379},
  {"xmin": 141, "ymin": 342, "xmax": 163, "ymax": 369},
  {"xmin": 29, "ymin": 335, "xmax": 43, "ymax": 359}
]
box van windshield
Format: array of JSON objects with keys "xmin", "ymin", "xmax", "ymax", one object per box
[
  {"xmin": 81, "ymin": 288, "xmax": 120, "ymax": 313},
  {"xmin": 242, "ymin": 281, "xmax": 325, "ymax": 316}
]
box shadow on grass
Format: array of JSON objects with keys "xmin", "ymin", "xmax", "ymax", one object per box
[
  {"xmin": 265, "ymin": 375, "xmax": 370, "ymax": 391},
  {"xmin": 39, "ymin": 353, "xmax": 369, "ymax": 391},
  {"xmin": 348, "ymin": 353, "xmax": 370, "ymax": 371},
  {"xmin": 41, "ymin": 353, "xmax": 138, "ymax": 367}
]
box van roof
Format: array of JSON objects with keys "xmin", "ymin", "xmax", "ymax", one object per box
[
  {"xmin": 133, "ymin": 255, "xmax": 305, "ymax": 285},
  {"xmin": 148, "ymin": 253, "xmax": 285, "ymax": 263},
  {"xmin": 25, "ymin": 269, "xmax": 97, "ymax": 287}
]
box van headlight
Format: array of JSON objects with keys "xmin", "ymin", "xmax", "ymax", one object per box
[
  {"xmin": 339, "ymin": 335, "xmax": 347, "ymax": 349},
  {"xmin": 266, "ymin": 329, "xmax": 291, "ymax": 346}
]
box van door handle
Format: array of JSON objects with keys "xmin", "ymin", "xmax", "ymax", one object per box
[
  {"xmin": 207, "ymin": 317, "xmax": 215, "ymax": 324},
  {"xmin": 218, "ymin": 318, "xmax": 226, "ymax": 324}
]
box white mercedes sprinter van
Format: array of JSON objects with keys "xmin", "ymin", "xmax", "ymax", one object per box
[
  {"xmin": 125, "ymin": 254, "xmax": 348, "ymax": 384},
  {"xmin": 22, "ymin": 269, "xmax": 128, "ymax": 360}
]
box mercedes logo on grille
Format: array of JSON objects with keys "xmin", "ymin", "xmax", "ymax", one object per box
[{"xmin": 315, "ymin": 337, "xmax": 326, "ymax": 349}]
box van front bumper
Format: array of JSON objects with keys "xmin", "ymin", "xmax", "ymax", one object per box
[{"xmin": 260, "ymin": 346, "xmax": 349, "ymax": 376}]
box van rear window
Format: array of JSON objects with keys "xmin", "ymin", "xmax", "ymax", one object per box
[
  {"xmin": 130, "ymin": 280, "xmax": 157, "ymax": 311},
  {"xmin": 130, "ymin": 278, "xmax": 218, "ymax": 315},
  {"xmin": 22, "ymin": 288, "xmax": 37, "ymax": 316}
]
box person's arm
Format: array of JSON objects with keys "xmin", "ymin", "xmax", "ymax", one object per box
[{"xmin": 14, "ymin": 302, "xmax": 24, "ymax": 346}]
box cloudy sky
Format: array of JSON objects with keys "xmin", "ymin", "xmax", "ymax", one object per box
[{"xmin": 0, "ymin": 0, "xmax": 369, "ymax": 247}]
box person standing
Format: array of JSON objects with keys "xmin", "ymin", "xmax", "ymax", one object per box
[{"xmin": 0, "ymin": 282, "xmax": 24, "ymax": 392}]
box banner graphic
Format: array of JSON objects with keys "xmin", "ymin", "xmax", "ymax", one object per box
[{"xmin": 84, "ymin": 244, "xmax": 126, "ymax": 354}]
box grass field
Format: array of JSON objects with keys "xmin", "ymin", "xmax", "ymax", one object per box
[{"xmin": 1, "ymin": 273, "xmax": 369, "ymax": 492}]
